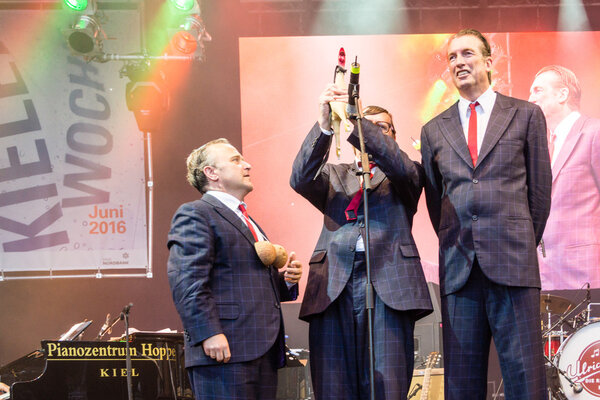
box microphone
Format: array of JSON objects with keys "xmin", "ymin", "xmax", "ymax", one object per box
[
  {"xmin": 121, "ymin": 303, "xmax": 133, "ymax": 316},
  {"xmin": 346, "ymin": 56, "xmax": 360, "ymax": 117},
  {"xmin": 573, "ymin": 383, "xmax": 583, "ymax": 393}
]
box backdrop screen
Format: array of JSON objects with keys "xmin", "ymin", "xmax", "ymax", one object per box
[{"xmin": 240, "ymin": 31, "xmax": 600, "ymax": 295}]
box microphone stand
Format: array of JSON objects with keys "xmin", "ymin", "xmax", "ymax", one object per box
[
  {"xmin": 349, "ymin": 88, "xmax": 376, "ymax": 400},
  {"xmin": 544, "ymin": 353, "xmax": 582, "ymax": 395},
  {"xmin": 121, "ymin": 303, "xmax": 134, "ymax": 400}
]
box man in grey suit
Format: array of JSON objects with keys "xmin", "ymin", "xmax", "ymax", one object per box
[
  {"xmin": 168, "ymin": 138, "xmax": 302, "ymax": 400},
  {"xmin": 529, "ymin": 65, "xmax": 600, "ymax": 290},
  {"xmin": 420, "ymin": 29, "xmax": 552, "ymax": 399},
  {"xmin": 290, "ymin": 85, "xmax": 432, "ymax": 399}
]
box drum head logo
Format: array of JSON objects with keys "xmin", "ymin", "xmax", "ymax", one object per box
[{"xmin": 565, "ymin": 340, "xmax": 600, "ymax": 396}]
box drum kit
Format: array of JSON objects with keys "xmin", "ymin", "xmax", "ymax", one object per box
[{"xmin": 542, "ymin": 287, "xmax": 600, "ymax": 400}]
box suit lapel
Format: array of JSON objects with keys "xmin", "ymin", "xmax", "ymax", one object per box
[
  {"xmin": 344, "ymin": 164, "xmax": 386, "ymax": 195},
  {"xmin": 344, "ymin": 165, "xmax": 361, "ymax": 196},
  {"xmin": 552, "ymin": 115, "xmax": 586, "ymax": 183},
  {"xmin": 202, "ymin": 194, "xmax": 256, "ymax": 245},
  {"xmin": 477, "ymin": 93, "xmax": 516, "ymax": 167},
  {"xmin": 439, "ymin": 102, "xmax": 474, "ymax": 168}
]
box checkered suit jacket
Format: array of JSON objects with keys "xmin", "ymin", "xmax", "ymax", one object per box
[
  {"xmin": 420, "ymin": 93, "xmax": 552, "ymax": 296},
  {"xmin": 290, "ymin": 120, "xmax": 433, "ymax": 321},
  {"xmin": 538, "ymin": 115, "xmax": 600, "ymax": 290},
  {"xmin": 167, "ymin": 194, "xmax": 297, "ymax": 368}
]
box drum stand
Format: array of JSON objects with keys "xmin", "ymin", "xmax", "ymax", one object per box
[{"xmin": 542, "ymin": 293, "xmax": 591, "ymax": 400}]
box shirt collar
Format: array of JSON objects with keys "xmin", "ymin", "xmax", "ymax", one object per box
[
  {"xmin": 553, "ymin": 111, "xmax": 581, "ymax": 140},
  {"xmin": 457, "ymin": 86, "xmax": 496, "ymax": 118},
  {"xmin": 205, "ymin": 190, "xmax": 244, "ymax": 213}
]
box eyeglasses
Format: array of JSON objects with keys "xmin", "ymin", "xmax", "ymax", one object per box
[{"xmin": 375, "ymin": 121, "xmax": 393, "ymax": 134}]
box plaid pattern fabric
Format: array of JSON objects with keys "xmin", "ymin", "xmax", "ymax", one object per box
[
  {"xmin": 290, "ymin": 121, "xmax": 433, "ymax": 321},
  {"xmin": 420, "ymin": 93, "xmax": 552, "ymax": 296},
  {"xmin": 538, "ymin": 115, "xmax": 600, "ymax": 290},
  {"xmin": 291, "ymin": 120, "xmax": 432, "ymax": 399},
  {"xmin": 421, "ymin": 94, "xmax": 552, "ymax": 400},
  {"xmin": 167, "ymin": 194, "xmax": 297, "ymax": 369},
  {"xmin": 187, "ymin": 344, "xmax": 278, "ymax": 400},
  {"xmin": 442, "ymin": 261, "xmax": 547, "ymax": 400},
  {"xmin": 308, "ymin": 253, "xmax": 415, "ymax": 400}
]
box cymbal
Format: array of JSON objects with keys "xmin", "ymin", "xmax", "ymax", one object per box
[{"xmin": 540, "ymin": 293, "xmax": 573, "ymax": 315}]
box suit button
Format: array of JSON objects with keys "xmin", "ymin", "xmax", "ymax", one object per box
[
  {"xmin": 274, "ymin": 303, "xmax": 281, "ymax": 309},
  {"xmin": 472, "ymin": 215, "xmax": 478, "ymax": 221},
  {"xmin": 472, "ymin": 178, "xmax": 479, "ymax": 184}
]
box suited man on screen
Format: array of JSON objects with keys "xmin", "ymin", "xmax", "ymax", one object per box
[
  {"xmin": 420, "ymin": 29, "xmax": 552, "ymax": 399},
  {"xmin": 290, "ymin": 84, "xmax": 432, "ymax": 400},
  {"xmin": 167, "ymin": 138, "xmax": 302, "ymax": 400},
  {"xmin": 529, "ymin": 65, "xmax": 600, "ymax": 290}
]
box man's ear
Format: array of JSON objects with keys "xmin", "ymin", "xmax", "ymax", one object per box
[
  {"xmin": 557, "ymin": 87, "xmax": 569, "ymax": 105},
  {"xmin": 485, "ymin": 56, "xmax": 493, "ymax": 73},
  {"xmin": 203, "ymin": 165, "xmax": 218, "ymax": 182}
]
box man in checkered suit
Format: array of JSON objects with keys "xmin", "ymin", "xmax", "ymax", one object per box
[
  {"xmin": 168, "ymin": 139, "xmax": 302, "ymax": 400},
  {"xmin": 290, "ymin": 85, "xmax": 433, "ymax": 399},
  {"xmin": 420, "ymin": 29, "xmax": 552, "ymax": 399}
]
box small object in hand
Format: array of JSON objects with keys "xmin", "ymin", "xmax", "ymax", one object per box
[
  {"xmin": 254, "ymin": 241, "xmax": 276, "ymax": 266},
  {"xmin": 273, "ymin": 244, "xmax": 288, "ymax": 269}
]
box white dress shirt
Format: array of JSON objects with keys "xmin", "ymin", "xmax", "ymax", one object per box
[
  {"xmin": 457, "ymin": 86, "xmax": 497, "ymax": 156},
  {"xmin": 550, "ymin": 111, "xmax": 580, "ymax": 167},
  {"xmin": 206, "ymin": 190, "xmax": 266, "ymax": 241}
]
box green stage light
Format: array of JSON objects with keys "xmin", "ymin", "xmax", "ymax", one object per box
[
  {"xmin": 168, "ymin": 0, "xmax": 195, "ymax": 13},
  {"xmin": 64, "ymin": 0, "xmax": 88, "ymax": 11}
]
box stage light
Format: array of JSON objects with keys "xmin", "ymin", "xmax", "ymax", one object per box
[
  {"xmin": 123, "ymin": 63, "xmax": 169, "ymax": 132},
  {"xmin": 167, "ymin": 14, "xmax": 211, "ymax": 59},
  {"xmin": 64, "ymin": 0, "xmax": 88, "ymax": 11},
  {"xmin": 168, "ymin": 0, "xmax": 197, "ymax": 13},
  {"xmin": 62, "ymin": 0, "xmax": 104, "ymax": 59}
]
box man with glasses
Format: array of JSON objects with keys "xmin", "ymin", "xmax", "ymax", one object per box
[{"xmin": 290, "ymin": 84, "xmax": 432, "ymax": 400}]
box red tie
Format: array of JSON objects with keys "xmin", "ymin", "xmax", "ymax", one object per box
[
  {"xmin": 468, "ymin": 102, "xmax": 479, "ymax": 166},
  {"xmin": 238, "ymin": 203, "xmax": 258, "ymax": 241},
  {"xmin": 345, "ymin": 163, "xmax": 375, "ymax": 221}
]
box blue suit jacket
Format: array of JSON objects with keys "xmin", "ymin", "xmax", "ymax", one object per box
[
  {"xmin": 420, "ymin": 93, "xmax": 552, "ymax": 296},
  {"xmin": 167, "ymin": 194, "xmax": 297, "ymax": 368},
  {"xmin": 290, "ymin": 120, "xmax": 433, "ymax": 321}
]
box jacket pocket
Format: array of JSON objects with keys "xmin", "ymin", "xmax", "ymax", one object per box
[
  {"xmin": 217, "ymin": 303, "xmax": 240, "ymax": 320},
  {"xmin": 309, "ymin": 250, "xmax": 327, "ymax": 265},
  {"xmin": 399, "ymin": 244, "xmax": 419, "ymax": 258}
]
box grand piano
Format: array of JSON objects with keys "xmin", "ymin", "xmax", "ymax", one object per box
[{"xmin": 0, "ymin": 332, "xmax": 193, "ymax": 400}]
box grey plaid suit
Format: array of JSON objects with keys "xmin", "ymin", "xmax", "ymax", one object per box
[
  {"xmin": 167, "ymin": 194, "xmax": 297, "ymax": 399},
  {"xmin": 291, "ymin": 120, "xmax": 432, "ymax": 399},
  {"xmin": 421, "ymin": 92, "xmax": 552, "ymax": 400}
]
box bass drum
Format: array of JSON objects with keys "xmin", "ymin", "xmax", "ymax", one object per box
[{"xmin": 555, "ymin": 321, "xmax": 600, "ymax": 399}]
